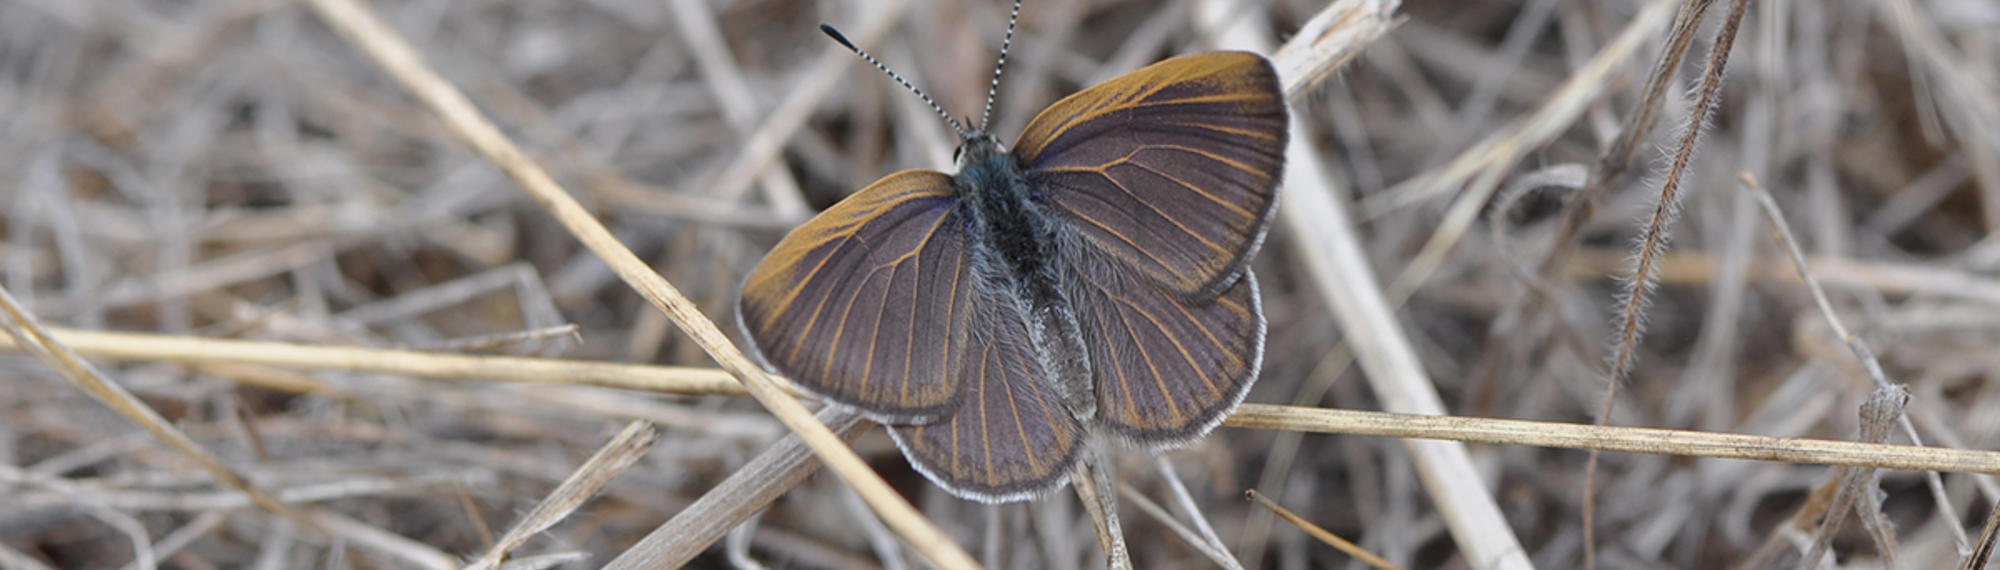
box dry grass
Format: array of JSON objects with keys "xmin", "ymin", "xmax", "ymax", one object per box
[{"xmin": 2, "ymin": 0, "xmax": 1998, "ymax": 568}]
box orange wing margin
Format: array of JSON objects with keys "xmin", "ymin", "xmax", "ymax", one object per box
[
  {"xmin": 738, "ymin": 170, "xmax": 973, "ymax": 422},
  {"xmin": 1014, "ymin": 52, "xmax": 1288, "ymax": 297}
]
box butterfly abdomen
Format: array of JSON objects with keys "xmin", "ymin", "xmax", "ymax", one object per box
[{"xmin": 955, "ymin": 152, "xmax": 1097, "ymax": 419}]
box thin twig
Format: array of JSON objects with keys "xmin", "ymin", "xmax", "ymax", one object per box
[
  {"xmin": 1222, "ymin": 404, "xmax": 2000, "ymax": 475},
  {"xmin": 1118, "ymin": 484, "xmax": 1238, "ymax": 569},
  {"xmin": 1584, "ymin": 0, "xmax": 1748, "ymax": 566},
  {"xmin": 1962, "ymin": 501, "xmax": 2000, "ymax": 569},
  {"xmin": 1071, "ymin": 457, "xmax": 1131, "ymax": 570},
  {"xmin": 8, "ymin": 329, "xmax": 2000, "ymax": 476},
  {"xmin": 1245, "ymin": 489, "xmax": 1401, "ymax": 570},
  {"xmin": 1743, "ymin": 172, "xmax": 1974, "ymax": 550},
  {"xmin": 0, "ymin": 326, "xmax": 759, "ymax": 397},
  {"xmin": 1797, "ymin": 386, "xmax": 1905, "ymax": 568},
  {"xmin": 1536, "ymin": 0, "xmax": 1719, "ymax": 278},
  {"xmin": 1470, "ymin": 0, "xmax": 1719, "ymax": 416},
  {"xmin": 603, "ymin": 408, "xmax": 868, "ymax": 569},
  {"xmin": 1153, "ymin": 457, "xmax": 1241, "ymax": 570},
  {"xmin": 462, "ymin": 421, "xmax": 657, "ymax": 570},
  {"xmin": 398, "ymin": 324, "xmax": 581, "ymax": 354}
]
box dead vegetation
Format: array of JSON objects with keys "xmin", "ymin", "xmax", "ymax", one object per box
[{"xmin": 2, "ymin": 0, "xmax": 1999, "ymax": 568}]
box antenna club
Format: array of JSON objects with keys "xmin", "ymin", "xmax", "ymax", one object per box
[{"xmin": 818, "ymin": 24, "xmax": 858, "ymax": 51}]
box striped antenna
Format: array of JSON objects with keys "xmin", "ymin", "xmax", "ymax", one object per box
[
  {"xmin": 977, "ymin": 0, "xmax": 1023, "ymax": 132},
  {"xmin": 820, "ymin": 24, "xmax": 971, "ymax": 140}
]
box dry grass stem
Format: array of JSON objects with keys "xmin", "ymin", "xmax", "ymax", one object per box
[
  {"xmin": 1153, "ymin": 457, "xmax": 1239, "ymax": 569},
  {"xmin": 1798, "ymin": 386, "xmax": 1905, "ymax": 567},
  {"xmin": 1584, "ymin": 0, "xmax": 1749, "ymax": 565},
  {"xmin": 1531, "ymin": 0, "xmax": 1717, "ymax": 281},
  {"xmin": 1224, "ymin": 404, "xmax": 2000, "ymax": 474},
  {"xmin": 1744, "ymin": 171, "xmax": 1976, "ymax": 549},
  {"xmin": 0, "ymin": 326, "xmax": 754, "ymax": 397},
  {"xmin": 1071, "ymin": 459, "xmax": 1132, "ymax": 570},
  {"xmin": 1245, "ymin": 489, "xmax": 1401, "ymax": 570},
  {"xmin": 1469, "ymin": 0, "xmax": 1717, "ymax": 415},
  {"xmin": 463, "ymin": 420, "xmax": 657, "ymax": 570},
  {"xmin": 403, "ymin": 324, "xmax": 581, "ymax": 353},
  {"xmin": 312, "ymin": 510, "xmax": 459, "ymax": 570},
  {"xmin": 1266, "ymin": 0, "xmax": 1399, "ymax": 103},
  {"xmin": 1117, "ymin": 485, "xmax": 1240, "ymax": 570},
  {"xmin": 1964, "ymin": 502, "xmax": 2000, "ymax": 569},
  {"xmin": 1743, "ymin": 174, "xmax": 1895, "ymax": 389},
  {"xmin": 10, "ymin": 326, "xmax": 1999, "ymax": 476},
  {"xmin": 602, "ymin": 407, "xmax": 867, "ymax": 569},
  {"xmin": 8, "ymin": 0, "xmax": 1996, "ymax": 567}
]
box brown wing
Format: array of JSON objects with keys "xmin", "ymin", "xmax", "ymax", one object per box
[
  {"xmin": 1014, "ymin": 51, "xmax": 1288, "ymax": 297},
  {"xmin": 888, "ymin": 291, "xmax": 1085, "ymax": 503},
  {"xmin": 1066, "ymin": 259, "xmax": 1264, "ymax": 446},
  {"xmin": 737, "ymin": 170, "xmax": 972, "ymax": 423}
]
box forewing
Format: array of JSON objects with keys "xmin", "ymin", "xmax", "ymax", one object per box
[
  {"xmin": 1015, "ymin": 51, "xmax": 1288, "ymax": 296},
  {"xmin": 1068, "ymin": 260, "xmax": 1264, "ymax": 445},
  {"xmin": 889, "ymin": 293, "xmax": 1085, "ymax": 503},
  {"xmin": 738, "ymin": 170, "xmax": 972, "ymax": 422}
]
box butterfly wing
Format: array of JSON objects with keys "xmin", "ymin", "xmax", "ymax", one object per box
[
  {"xmin": 889, "ymin": 289, "xmax": 1086, "ymax": 503},
  {"xmin": 1065, "ymin": 256, "xmax": 1264, "ymax": 446},
  {"xmin": 1014, "ymin": 51, "xmax": 1288, "ymax": 297},
  {"xmin": 738, "ymin": 170, "xmax": 973, "ymax": 423}
]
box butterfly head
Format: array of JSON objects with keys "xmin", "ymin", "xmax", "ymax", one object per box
[{"xmin": 954, "ymin": 130, "xmax": 1007, "ymax": 167}]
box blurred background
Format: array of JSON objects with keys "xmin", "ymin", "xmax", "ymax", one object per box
[{"xmin": 2, "ymin": 0, "xmax": 1998, "ymax": 568}]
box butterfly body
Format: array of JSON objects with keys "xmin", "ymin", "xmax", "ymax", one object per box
[
  {"xmin": 952, "ymin": 133, "xmax": 1052, "ymax": 301},
  {"xmin": 739, "ymin": 51, "xmax": 1287, "ymax": 502},
  {"xmin": 952, "ymin": 132, "xmax": 1101, "ymax": 422}
]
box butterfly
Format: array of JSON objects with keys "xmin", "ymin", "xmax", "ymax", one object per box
[{"xmin": 737, "ymin": 28, "xmax": 1287, "ymax": 502}]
